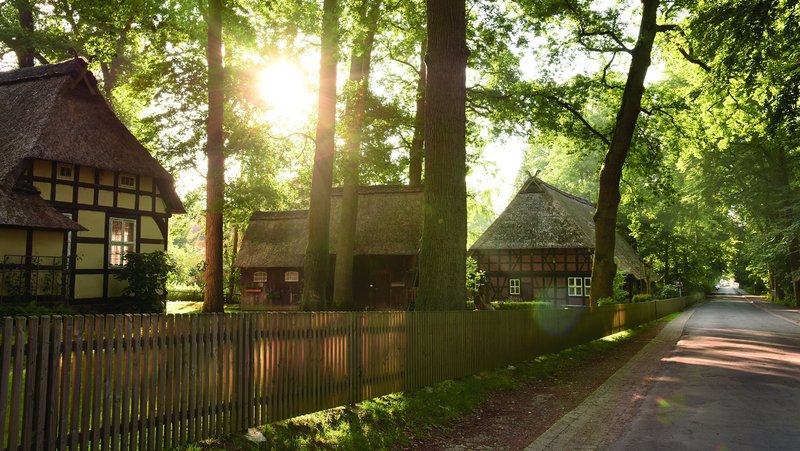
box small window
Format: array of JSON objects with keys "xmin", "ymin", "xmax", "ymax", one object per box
[
  {"xmin": 109, "ymin": 217, "xmax": 136, "ymax": 266},
  {"xmin": 568, "ymin": 277, "xmax": 583, "ymax": 297},
  {"xmin": 509, "ymin": 278, "xmax": 521, "ymax": 295},
  {"xmin": 285, "ymin": 271, "xmax": 299, "ymax": 282},
  {"xmin": 253, "ymin": 271, "xmax": 267, "ymax": 283},
  {"xmin": 119, "ymin": 174, "xmax": 136, "ymax": 189},
  {"xmin": 584, "ymin": 277, "xmax": 592, "ymax": 296},
  {"xmin": 57, "ymin": 164, "xmax": 74, "ymax": 180}
]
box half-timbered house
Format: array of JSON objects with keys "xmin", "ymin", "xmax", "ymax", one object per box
[
  {"xmin": 470, "ymin": 177, "xmax": 644, "ymax": 306},
  {"xmin": 235, "ymin": 185, "xmax": 423, "ymax": 310},
  {"xmin": 0, "ymin": 58, "xmax": 184, "ymax": 306}
]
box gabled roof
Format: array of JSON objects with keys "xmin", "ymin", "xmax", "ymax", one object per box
[
  {"xmin": 470, "ymin": 177, "xmax": 644, "ymax": 279},
  {"xmin": 0, "ymin": 58, "xmax": 184, "ymax": 214},
  {"xmin": 235, "ymin": 185, "xmax": 423, "ymax": 268}
]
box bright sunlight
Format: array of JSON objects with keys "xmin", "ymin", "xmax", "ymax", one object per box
[{"xmin": 257, "ymin": 61, "xmax": 315, "ymax": 127}]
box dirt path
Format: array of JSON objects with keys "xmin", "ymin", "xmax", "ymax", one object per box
[{"xmin": 398, "ymin": 320, "xmax": 669, "ymax": 451}]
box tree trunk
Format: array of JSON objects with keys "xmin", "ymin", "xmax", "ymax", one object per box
[
  {"xmin": 589, "ymin": 0, "xmax": 659, "ymax": 306},
  {"xmin": 14, "ymin": 0, "xmax": 35, "ymax": 68},
  {"xmin": 408, "ymin": 36, "xmax": 427, "ymax": 186},
  {"xmin": 415, "ymin": 0, "xmax": 468, "ymax": 310},
  {"xmin": 301, "ymin": 0, "xmax": 340, "ymax": 311},
  {"xmin": 99, "ymin": 22, "xmax": 132, "ymax": 104},
  {"xmin": 332, "ymin": 0, "xmax": 381, "ymax": 311},
  {"xmin": 227, "ymin": 226, "xmax": 239, "ymax": 302},
  {"xmin": 202, "ymin": 0, "xmax": 225, "ymax": 313}
]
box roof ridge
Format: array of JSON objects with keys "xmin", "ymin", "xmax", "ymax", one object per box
[
  {"xmin": 331, "ymin": 184, "xmax": 424, "ymax": 195},
  {"xmin": 537, "ymin": 178, "xmax": 595, "ymax": 207},
  {"xmin": 251, "ymin": 210, "xmax": 308, "ymax": 220},
  {"xmin": 0, "ymin": 59, "xmax": 87, "ymax": 86}
]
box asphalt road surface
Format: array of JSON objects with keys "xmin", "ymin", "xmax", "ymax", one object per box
[{"xmin": 610, "ymin": 294, "xmax": 800, "ymax": 450}]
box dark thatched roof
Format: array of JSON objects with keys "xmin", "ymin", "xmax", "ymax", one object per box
[
  {"xmin": 235, "ymin": 185, "xmax": 424, "ymax": 268},
  {"xmin": 470, "ymin": 177, "xmax": 645, "ymax": 279},
  {"xmin": 0, "ymin": 58, "xmax": 184, "ymax": 214},
  {"xmin": 0, "ymin": 181, "xmax": 85, "ymax": 231}
]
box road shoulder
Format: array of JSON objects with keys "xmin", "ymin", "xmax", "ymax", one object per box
[{"xmin": 525, "ymin": 304, "xmax": 698, "ymax": 451}]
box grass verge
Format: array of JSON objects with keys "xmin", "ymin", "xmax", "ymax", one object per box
[{"xmin": 188, "ymin": 313, "xmax": 678, "ymax": 450}]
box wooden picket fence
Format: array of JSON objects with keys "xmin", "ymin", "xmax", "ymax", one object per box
[{"xmin": 0, "ymin": 294, "xmax": 701, "ymax": 450}]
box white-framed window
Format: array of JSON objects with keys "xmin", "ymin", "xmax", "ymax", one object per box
[
  {"xmin": 253, "ymin": 271, "xmax": 268, "ymax": 283},
  {"xmin": 119, "ymin": 174, "xmax": 136, "ymax": 189},
  {"xmin": 285, "ymin": 271, "xmax": 299, "ymax": 282},
  {"xmin": 568, "ymin": 277, "xmax": 583, "ymax": 297},
  {"xmin": 584, "ymin": 277, "xmax": 592, "ymax": 296},
  {"xmin": 109, "ymin": 217, "xmax": 136, "ymax": 266},
  {"xmin": 509, "ymin": 278, "xmax": 521, "ymax": 295},
  {"xmin": 57, "ymin": 163, "xmax": 74, "ymax": 180}
]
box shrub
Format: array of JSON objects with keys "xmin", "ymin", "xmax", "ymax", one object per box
[
  {"xmin": 632, "ymin": 294, "xmax": 653, "ymax": 303},
  {"xmin": 658, "ymin": 285, "xmax": 680, "ymax": 299},
  {"xmin": 465, "ymin": 257, "xmax": 485, "ymax": 299},
  {"xmin": 166, "ymin": 290, "xmax": 203, "ymax": 302},
  {"xmin": 597, "ymin": 297, "xmax": 617, "ymax": 306},
  {"xmin": 596, "ymin": 272, "xmax": 630, "ymax": 305},
  {"xmin": 492, "ymin": 301, "xmax": 553, "ymax": 310},
  {"xmin": 0, "ymin": 302, "xmax": 75, "ymax": 316},
  {"xmin": 116, "ymin": 251, "xmax": 176, "ymax": 313}
]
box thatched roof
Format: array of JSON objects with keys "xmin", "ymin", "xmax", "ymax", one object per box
[
  {"xmin": 0, "ymin": 180, "xmax": 85, "ymax": 231},
  {"xmin": 0, "ymin": 59, "xmax": 184, "ymax": 214},
  {"xmin": 470, "ymin": 177, "xmax": 645, "ymax": 279},
  {"xmin": 235, "ymin": 185, "xmax": 424, "ymax": 268}
]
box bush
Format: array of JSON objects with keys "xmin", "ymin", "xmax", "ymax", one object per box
[
  {"xmin": 0, "ymin": 302, "xmax": 75, "ymax": 316},
  {"xmin": 632, "ymin": 294, "xmax": 653, "ymax": 303},
  {"xmin": 166, "ymin": 290, "xmax": 203, "ymax": 302},
  {"xmin": 596, "ymin": 272, "xmax": 630, "ymax": 305},
  {"xmin": 597, "ymin": 297, "xmax": 617, "ymax": 306},
  {"xmin": 492, "ymin": 301, "xmax": 553, "ymax": 310},
  {"xmin": 658, "ymin": 285, "xmax": 680, "ymax": 299},
  {"xmin": 116, "ymin": 251, "xmax": 176, "ymax": 313}
]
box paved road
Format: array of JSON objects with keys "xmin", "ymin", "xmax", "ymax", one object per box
[
  {"xmin": 611, "ymin": 296, "xmax": 800, "ymax": 450},
  {"xmin": 528, "ymin": 294, "xmax": 800, "ymax": 450}
]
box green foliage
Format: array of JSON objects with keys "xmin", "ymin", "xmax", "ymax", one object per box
[
  {"xmin": 491, "ymin": 301, "xmax": 553, "ymax": 310},
  {"xmin": 0, "ymin": 302, "xmax": 75, "ymax": 317},
  {"xmin": 466, "ymin": 300, "xmax": 553, "ymax": 310},
  {"xmin": 631, "ymin": 294, "xmax": 653, "ymax": 303},
  {"xmin": 657, "ymin": 285, "xmax": 680, "ymax": 300},
  {"xmin": 116, "ymin": 251, "xmax": 176, "ymax": 313},
  {"xmin": 465, "ymin": 256, "xmax": 485, "ymax": 297},
  {"xmin": 166, "ymin": 290, "xmax": 203, "ymax": 303},
  {"xmin": 596, "ymin": 272, "xmax": 629, "ymax": 305}
]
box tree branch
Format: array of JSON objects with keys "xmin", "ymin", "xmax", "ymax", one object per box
[
  {"xmin": 386, "ymin": 48, "xmax": 419, "ymax": 75},
  {"xmin": 676, "ymin": 46, "xmax": 711, "ymax": 72},
  {"xmin": 544, "ymin": 93, "xmax": 611, "ymax": 146}
]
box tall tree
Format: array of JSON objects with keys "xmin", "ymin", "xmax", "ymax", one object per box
[
  {"xmin": 589, "ymin": 0, "xmax": 660, "ymax": 305},
  {"xmin": 332, "ymin": 0, "xmax": 382, "ymax": 310},
  {"xmin": 13, "ymin": 0, "xmax": 34, "ymax": 67},
  {"xmin": 301, "ymin": 0, "xmax": 340, "ymax": 310},
  {"xmin": 408, "ymin": 36, "xmax": 426, "ymax": 186},
  {"xmin": 415, "ymin": 0, "xmax": 468, "ymax": 310},
  {"xmin": 203, "ymin": 0, "xmax": 225, "ymax": 312}
]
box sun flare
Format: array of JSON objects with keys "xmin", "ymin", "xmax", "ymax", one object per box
[{"xmin": 258, "ymin": 61, "xmax": 314, "ymax": 126}]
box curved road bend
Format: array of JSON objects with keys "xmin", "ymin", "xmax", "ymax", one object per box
[{"xmin": 528, "ymin": 291, "xmax": 800, "ymax": 450}]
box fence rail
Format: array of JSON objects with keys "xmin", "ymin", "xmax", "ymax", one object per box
[{"xmin": 0, "ymin": 294, "xmax": 702, "ymax": 450}]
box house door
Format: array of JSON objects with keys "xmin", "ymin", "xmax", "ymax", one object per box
[{"xmin": 368, "ymin": 270, "xmax": 391, "ymax": 309}]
